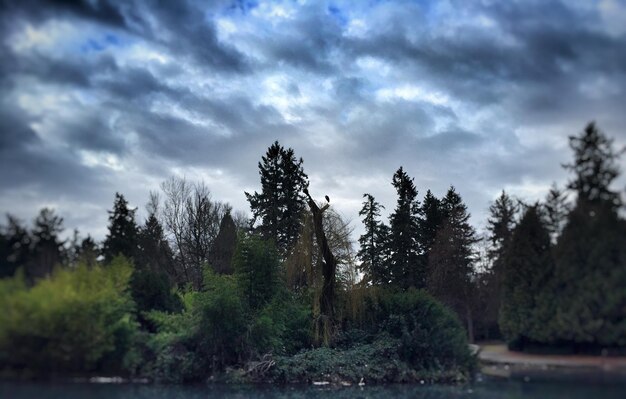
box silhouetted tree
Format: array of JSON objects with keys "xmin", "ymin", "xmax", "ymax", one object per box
[
  {"xmin": 482, "ymin": 190, "xmax": 519, "ymax": 337},
  {"xmin": 548, "ymin": 123, "xmax": 626, "ymax": 348},
  {"xmin": 388, "ymin": 167, "xmax": 422, "ymax": 289},
  {"xmin": 102, "ymin": 193, "xmax": 139, "ymax": 263},
  {"xmin": 0, "ymin": 216, "xmax": 32, "ymax": 278},
  {"xmin": 418, "ymin": 190, "xmax": 444, "ymax": 268},
  {"xmin": 428, "ymin": 187, "xmax": 478, "ymax": 341},
  {"xmin": 209, "ymin": 211, "xmax": 238, "ymax": 274},
  {"xmin": 542, "ymin": 183, "xmax": 570, "ymax": 244},
  {"xmin": 499, "ymin": 205, "xmax": 554, "ymax": 347},
  {"xmin": 29, "ymin": 208, "xmax": 65, "ymax": 279},
  {"xmin": 160, "ymin": 177, "xmax": 228, "ymax": 288},
  {"xmin": 357, "ymin": 194, "xmax": 389, "ymax": 285},
  {"xmin": 245, "ymin": 141, "xmax": 309, "ymax": 257},
  {"xmin": 564, "ymin": 122, "xmax": 623, "ymax": 208},
  {"xmin": 77, "ymin": 235, "xmax": 99, "ymax": 268}
]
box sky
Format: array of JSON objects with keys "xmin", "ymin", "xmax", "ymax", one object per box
[{"xmin": 1, "ymin": 0, "xmax": 625, "ymax": 241}]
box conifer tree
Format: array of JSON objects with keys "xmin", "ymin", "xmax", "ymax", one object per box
[
  {"xmin": 245, "ymin": 141, "xmax": 309, "ymax": 257},
  {"xmin": 551, "ymin": 123, "xmax": 626, "ymax": 347},
  {"xmin": 138, "ymin": 212, "xmax": 175, "ymax": 277},
  {"xmin": 357, "ymin": 194, "xmax": 389, "ymax": 285},
  {"xmin": 482, "ymin": 190, "xmax": 519, "ymax": 336},
  {"xmin": 564, "ymin": 122, "xmax": 622, "ymax": 208},
  {"xmin": 499, "ymin": 205, "xmax": 554, "ymax": 347},
  {"xmin": 77, "ymin": 235, "xmax": 99, "ymax": 268},
  {"xmin": 102, "ymin": 193, "xmax": 139, "ymax": 263},
  {"xmin": 418, "ymin": 190, "xmax": 444, "ymax": 266},
  {"xmin": 388, "ymin": 167, "xmax": 422, "ymax": 289},
  {"xmin": 30, "ymin": 208, "xmax": 65, "ymax": 279},
  {"xmin": 486, "ymin": 190, "xmax": 518, "ymax": 264},
  {"xmin": 542, "ymin": 183, "xmax": 570, "ymax": 244},
  {"xmin": 233, "ymin": 233, "xmax": 280, "ymax": 310},
  {"xmin": 428, "ymin": 187, "xmax": 478, "ymax": 341},
  {"xmin": 209, "ymin": 211, "xmax": 238, "ymax": 275},
  {"xmin": 0, "ymin": 216, "xmax": 32, "ymax": 278}
]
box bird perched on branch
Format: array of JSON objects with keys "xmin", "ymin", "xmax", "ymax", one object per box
[{"xmin": 325, "ymin": 195, "xmax": 330, "ymax": 203}]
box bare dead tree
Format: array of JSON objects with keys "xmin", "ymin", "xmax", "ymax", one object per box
[
  {"xmin": 303, "ymin": 187, "xmax": 337, "ymax": 344},
  {"xmin": 161, "ymin": 177, "xmax": 230, "ymax": 288},
  {"xmin": 161, "ymin": 177, "xmax": 193, "ymax": 284}
]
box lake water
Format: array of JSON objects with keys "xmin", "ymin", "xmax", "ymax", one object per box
[{"xmin": 1, "ymin": 379, "xmax": 625, "ymax": 399}]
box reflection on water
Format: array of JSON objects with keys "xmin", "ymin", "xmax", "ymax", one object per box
[{"xmin": 1, "ymin": 379, "xmax": 625, "ymax": 399}]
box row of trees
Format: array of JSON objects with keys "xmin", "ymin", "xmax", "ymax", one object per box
[
  {"xmin": 1, "ymin": 121, "xmax": 623, "ymax": 374},
  {"xmin": 356, "ymin": 171, "xmax": 480, "ymax": 339},
  {"xmin": 497, "ymin": 123, "xmax": 626, "ymax": 350}
]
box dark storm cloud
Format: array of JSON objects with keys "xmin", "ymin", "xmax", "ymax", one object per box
[
  {"xmin": 135, "ymin": 0, "xmax": 249, "ymax": 73},
  {"xmin": 1, "ymin": 0, "xmax": 625, "ymax": 239},
  {"xmin": 0, "ymin": 0, "xmax": 127, "ymax": 28}
]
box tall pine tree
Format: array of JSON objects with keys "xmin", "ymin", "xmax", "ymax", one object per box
[
  {"xmin": 428, "ymin": 187, "xmax": 478, "ymax": 341},
  {"xmin": 388, "ymin": 167, "xmax": 422, "ymax": 289},
  {"xmin": 498, "ymin": 205, "xmax": 554, "ymax": 348},
  {"xmin": 551, "ymin": 123, "xmax": 626, "ymax": 348},
  {"xmin": 29, "ymin": 208, "xmax": 65, "ymax": 279},
  {"xmin": 357, "ymin": 194, "xmax": 389, "ymax": 285},
  {"xmin": 542, "ymin": 183, "xmax": 570, "ymax": 244},
  {"xmin": 418, "ymin": 190, "xmax": 444, "ymax": 268},
  {"xmin": 102, "ymin": 193, "xmax": 139, "ymax": 263},
  {"xmin": 245, "ymin": 141, "xmax": 309, "ymax": 257}
]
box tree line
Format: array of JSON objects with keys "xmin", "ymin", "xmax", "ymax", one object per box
[{"xmin": 0, "ymin": 122, "xmax": 624, "ymax": 383}]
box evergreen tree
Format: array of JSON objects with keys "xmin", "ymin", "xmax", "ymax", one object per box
[
  {"xmin": 357, "ymin": 194, "xmax": 389, "ymax": 285},
  {"xmin": 564, "ymin": 122, "xmax": 622, "ymax": 208},
  {"xmin": 498, "ymin": 205, "xmax": 554, "ymax": 347},
  {"xmin": 233, "ymin": 233, "xmax": 280, "ymax": 310},
  {"xmin": 551, "ymin": 202, "xmax": 626, "ymax": 347},
  {"xmin": 245, "ymin": 141, "xmax": 309, "ymax": 257},
  {"xmin": 542, "ymin": 183, "xmax": 570, "ymax": 244},
  {"xmin": 102, "ymin": 193, "xmax": 139, "ymax": 263},
  {"xmin": 29, "ymin": 208, "xmax": 65, "ymax": 279},
  {"xmin": 0, "ymin": 216, "xmax": 32, "ymax": 278},
  {"xmin": 428, "ymin": 187, "xmax": 478, "ymax": 341},
  {"xmin": 77, "ymin": 235, "xmax": 99, "ymax": 268},
  {"xmin": 132, "ymin": 211, "xmax": 180, "ymax": 313},
  {"xmin": 209, "ymin": 211, "xmax": 238, "ymax": 275},
  {"xmin": 549, "ymin": 123, "xmax": 626, "ymax": 347},
  {"xmin": 418, "ymin": 190, "xmax": 444, "ymax": 266},
  {"xmin": 486, "ymin": 190, "xmax": 518, "ymax": 263},
  {"xmin": 388, "ymin": 167, "xmax": 422, "ymax": 289},
  {"xmin": 482, "ymin": 190, "xmax": 518, "ymax": 337},
  {"xmin": 137, "ymin": 212, "xmax": 175, "ymax": 277}
]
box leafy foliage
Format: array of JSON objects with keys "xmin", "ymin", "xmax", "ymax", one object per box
[
  {"xmin": 0, "ymin": 257, "xmax": 137, "ymax": 373},
  {"xmin": 234, "ymin": 233, "xmax": 281, "ymax": 311}
]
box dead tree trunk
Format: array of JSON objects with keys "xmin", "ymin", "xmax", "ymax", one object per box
[{"xmin": 303, "ymin": 188, "xmax": 336, "ymax": 344}]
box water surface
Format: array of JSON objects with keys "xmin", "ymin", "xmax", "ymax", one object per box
[{"xmin": 1, "ymin": 379, "xmax": 625, "ymax": 399}]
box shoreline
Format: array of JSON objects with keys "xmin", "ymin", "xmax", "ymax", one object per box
[{"xmin": 478, "ymin": 344, "xmax": 626, "ymax": 383}]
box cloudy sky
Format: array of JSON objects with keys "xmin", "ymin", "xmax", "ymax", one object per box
[{"xmin": 1, "ymin": 0, "xmax": 625, "ymax": 241}]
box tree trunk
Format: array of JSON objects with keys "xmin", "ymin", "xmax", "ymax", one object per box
[
  {"xmin": 466, "ymin": 305, "xmax": 475, "ymax": 344},
  {"xmin": 304, "ymin": 189, "xmax": 336, "ymax": 345}
]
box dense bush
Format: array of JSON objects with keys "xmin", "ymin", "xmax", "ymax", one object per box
[
  {"xmin": 0, "ymin": 257, "xmax": 137, "ymax": 374},
  {"xmin": 141, "ymin": 269, "xmax": 248, "ymax": 382},
  {"xmin": 370, "ymin": 288, "xmax": 474, "ymax": 372},
  {"xmin": 271, "ymin": 334, "xmax": 468, "ymax": 384},
  {"xmin": 267, "ymin": 288, "xmax": 474, "ymax": 384}
]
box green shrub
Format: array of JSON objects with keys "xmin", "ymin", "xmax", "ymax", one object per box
[
  {"xmin": 361, "ymin": 288, "xmax": 474, "ymax": 372},
  {"xmin": 0, "ymin": 256, "xmax": 137, "ymax": 373},
  {"xmin": 141, "ymin": 269, "xmax": 250, "ymax": 382}
]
